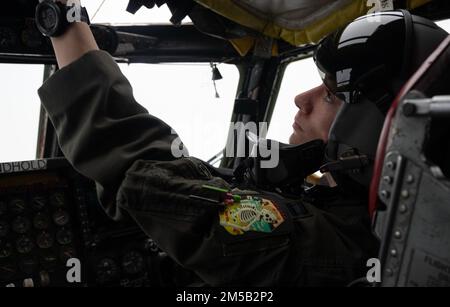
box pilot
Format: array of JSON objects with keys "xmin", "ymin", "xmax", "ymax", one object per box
[{"xmin": 35, "ymin": 0, "xmax": 447, "ymax": 286}]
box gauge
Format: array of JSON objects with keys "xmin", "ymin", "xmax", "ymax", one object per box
[
  {"xmin": 56, "ymin": 228, "xmax": 73, "ymax": 245},
  {"xmin": 0, "ymin": 221, "xmax": 9, "ymax": 237},
  {"xmin": 31, "ymin": 196, "xmax": 47, "ymax": 211},
  {"xmin": 0, "ymin": 27, "xmax": 18, "ymax": 49},
  {"xmin": 60, "ymin": 246, "xmax": 76, "ymax": 263},
  {"xmin": 9, "ymin": 199, "xmax": 26, "ymax": 215},
  {"xmin": 96, "ymin": 258, "xmax": 119, "ymax": 284},
  {"xmin": 19, "ymin": 257, "xmax": 38, "ymax": 275},
  {"xmin": 0, "ymin": 263, "xmax": 16, "ymax": 281},
  {"xmin": 122, "ymin": 251, "xmax": 145, "ymax": 275},
  {"xmin": 0, "ymin": 201, "xmax": 7, "ymax": 216},
  {"xmin": 50, "ymin": 192, "xmax": 66, "ymax": 208},
  {"xmin": 16, "ymin": 236, "xmax": 34, "ymax": 254},
  {"xmin": 33, "ymin": 213, "xmax": 50, "ymax": 230},
  {"xmin": 12, "ymin": 216, "xmax": 31, "ymax": 234},
  {"xmin": 0, "ymin": 240, "xmax": 13, "ymax": 258},
  {"xmin": 53, "ymin": 210, "xmax": 70, "ymax": 226},
  {"xmin": 145, "ymin": 238, "xmax": 159, "ymax": 253},
  {"xmin": 36, "ymin": 232, "xmax": 54, "ymax": 249}
]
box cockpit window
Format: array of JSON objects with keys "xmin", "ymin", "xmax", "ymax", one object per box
[
  {"xmin": 267, "ymin": 57, "xmax": 322, "ymax": 143},
  {"xmin": 119, "ymin": 62, "xmax": 239, "ymax": 162},
  {"xmin": 85, "ymin": 0, "xmax": 192, "ymax": 24},
  {"xmin": 436, "ymin": 19, "xmax": 450, "ymax": 33},
  {"xmin": 0, "ymin": 64, "xmax": 43, "ymax": 163}
]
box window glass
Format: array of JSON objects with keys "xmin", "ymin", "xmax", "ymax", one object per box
[
  {"xmin": 85, "ymin": 0, "xmax": 192, "ymax": 24},
  {"xmin": 0, "ymin": 64, "xmax": 43, "ymax": 162},
  {"xmin": 266, "ymin": 57, "xmax": 322, "ymax": 144},
  {"xmin": 119, "ymin": 62, "xmax": 239, "ymax": 162},
  {"xmin": 436, "ymin": 19, "xmax": 450, "ymax": 33}
]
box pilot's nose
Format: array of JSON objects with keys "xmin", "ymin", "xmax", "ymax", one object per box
[{"xmin": 294, "ymin": 89, "xmax": 314, "ymax": 115}]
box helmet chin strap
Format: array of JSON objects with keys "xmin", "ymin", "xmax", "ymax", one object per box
[
  {"xmin": 320, "ymin": 148, "xmax": 373, "ymax": 189},
  {"xmin": 320, "ymin": 151, "xmax": 370, "ymax": 174}
]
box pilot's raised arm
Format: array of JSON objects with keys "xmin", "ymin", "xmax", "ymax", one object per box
[
  {"xmin": 38, "ymin": 0, "xmax": 185, "ymax": 218},
  {"xmin": 36, "ymin": 0, "xmax": 379, "ymax": 286}
]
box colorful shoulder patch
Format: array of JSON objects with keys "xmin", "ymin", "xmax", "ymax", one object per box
[{"xmin": 219, "ymin": 196, "xmax": 284, "ymax": 236}]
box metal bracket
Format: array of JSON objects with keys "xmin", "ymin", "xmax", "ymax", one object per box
[
  {"xmin": 403, "ymin": 96, "xmax": 450, "ymax": 117},
  {"xmin": 253, "ymin": 36, "xmax": 274, "ymax": 59}
]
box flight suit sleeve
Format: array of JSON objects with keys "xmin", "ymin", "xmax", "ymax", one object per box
[{"xmin": 38, "ymin": 50, "xmax": 182, "ymax": 220}]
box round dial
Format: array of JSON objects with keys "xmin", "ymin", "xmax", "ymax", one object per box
[
  {"xmin": 36, "ymin": 232, "xmax": 54, "ymax": 249},
  {"xmin": 96, "ymin": 258, "xmax": 119, "ymax": 284},
  {"xmin": 9, "ymin": 199, "xmax": 26, "ymax": 215},
  {"xmin": 33, "ymin": 213, "xmax": 50, "ymax": 230},
  {"xmin": 56, "ymin": 228, "xmax": 73, "ymax": 245},
  {"xmin": 53, "ymin": 210, "xmax": 70, "ymax": 226},
  {"xmin": 16, "ymin": 236, "xmax": 34, "ymax": 254},
  {"xmin": 122, "ymin": 251, "xmax": 145, "ymax": 275},
  {"xmin": 0, "ymin": 221, "xmax": 9, "ymax": 237},
  {"xmin": 50, "ymin": 192, "xmax": 66, "ymax": 208},
  {"xmin": 0, "ymin": 240, "xmax": 13, "ymax": 258},
  {"xmin": 145, "ymin": 239, "xmax": 159, "ymax": 253},
  {"xmin": 12, "ymin": 216, "xmax": 31, "ymax": 234},
  {"xmin": 31, "ymin": 196, "xmax": 47, "ymax": 211}
]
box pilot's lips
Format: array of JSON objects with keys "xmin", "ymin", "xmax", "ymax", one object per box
[
  {"xmin": 292, "ymin": 122, "xmax": 304, "ymax": 132},
  {"xmin": 292, "ymin": 117, "xmax": 304, "ymax": 132}
]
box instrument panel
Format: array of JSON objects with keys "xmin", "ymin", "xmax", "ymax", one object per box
[{"xmin": 0, "ymin": 158, "xmax": 198, "ymax": 287}]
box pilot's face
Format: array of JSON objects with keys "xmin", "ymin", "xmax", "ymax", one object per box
[{"xmin": 290, "ymin": 84, "xmax": 343, "ymax": 145}]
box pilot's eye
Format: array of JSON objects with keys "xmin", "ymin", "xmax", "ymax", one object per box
[{"xmin": 324, "ymin": 91, "xmax": 334, "ymax": 104}]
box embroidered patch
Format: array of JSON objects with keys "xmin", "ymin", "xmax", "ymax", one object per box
[{"xmin": 219, "ymin": 196, "xmax": 284, "ymax": 235}]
